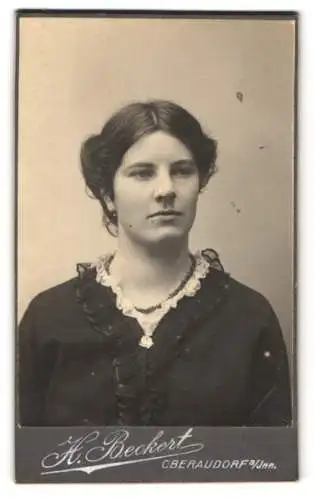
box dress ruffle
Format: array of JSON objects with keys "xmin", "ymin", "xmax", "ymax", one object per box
[{"xmin": 75, "ymin": 249, "xmax": 230, "ymax": 425}]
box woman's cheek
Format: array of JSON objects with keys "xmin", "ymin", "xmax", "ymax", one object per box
[{"xmin": 114, "ymin": 182, "xmax": 144, "ymax": 207}]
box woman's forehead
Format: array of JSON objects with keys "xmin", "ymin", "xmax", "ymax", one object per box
[{"xmin": 121, "ymin": 131, "xmax": 193, "ymax": 166}]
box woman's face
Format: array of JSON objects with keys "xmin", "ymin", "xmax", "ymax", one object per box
[{"xmin": 112, "ymin": 131, "xmax": 200, "ymax": 246}]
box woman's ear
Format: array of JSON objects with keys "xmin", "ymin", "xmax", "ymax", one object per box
[
  {"xmin": 101, "ymin": 189, "xmax": 115, "ymax": 212},
  {"xmin": 104, "ymin": 196, "xmax": 115, "ymax": 212}
]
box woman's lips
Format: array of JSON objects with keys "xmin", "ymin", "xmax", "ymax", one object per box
[{"xmin": 148, "ymin": 211, "xmax": 182, "ymax": 219}]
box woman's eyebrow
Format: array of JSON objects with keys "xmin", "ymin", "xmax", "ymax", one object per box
[
  {"xmin": 124, "ymin": 162, "xmax": 155, "ymax": 171},
  {"xmin": 171, "ymin": 159, "xmax": 196, "ymax": 167},
  {"xmin": 123, "ymin": 159, "xmax": 195, "ymax": 171}
]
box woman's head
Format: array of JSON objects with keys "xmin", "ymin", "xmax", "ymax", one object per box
[{"xmin": 80, "ymin": 100, "xmax": 217, "ymax": 240}]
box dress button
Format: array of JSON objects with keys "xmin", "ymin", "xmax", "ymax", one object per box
[{"xmin": 264, "ymin": 351, "xmax": 271, "ymax": 358}]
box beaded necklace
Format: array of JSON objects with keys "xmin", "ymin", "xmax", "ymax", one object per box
[{"xmin": 106, "ymin": 254, "xmax": 196, "ymax": 315}]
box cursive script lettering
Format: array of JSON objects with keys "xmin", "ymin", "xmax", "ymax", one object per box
[{"xmin": 41, "ymin": 428, "xmax": 204, "ymax": 476}]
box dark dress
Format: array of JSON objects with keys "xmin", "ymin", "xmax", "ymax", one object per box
[{"xmin": 17, "ymin": 250, "xmax": 292, "ymax": 427}]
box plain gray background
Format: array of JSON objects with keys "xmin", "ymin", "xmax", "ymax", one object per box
[{"xmin": 17, "ymin": 17, "xmax": 295, "ymax": 359}]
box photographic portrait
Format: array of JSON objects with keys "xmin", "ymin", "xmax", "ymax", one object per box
[{"xmin": 15, "ymin": 11, "xmax": 297, "ymax": 482}]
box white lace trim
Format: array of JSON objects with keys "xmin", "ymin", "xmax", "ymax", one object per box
[{"xmin": 93, "ymin": 251, "xmax": 210, "ymax": 343}]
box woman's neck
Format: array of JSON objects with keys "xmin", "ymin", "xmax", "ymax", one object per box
[{"xmin": 110, "ymin": 235, "xmax": 192, "ymax": 305}]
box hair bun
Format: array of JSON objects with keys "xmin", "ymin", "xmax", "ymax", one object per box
[{"xmin": 80, "ymin": 134, "xmax": 105, "ymax": 199}]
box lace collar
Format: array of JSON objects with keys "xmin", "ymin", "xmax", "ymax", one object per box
[
  {"xmin": 75, "ymin": 247, "xmax": 227, "ymax": 353},
  {"xmin": 94, "ymin": 250, "xmax": 210, "ymax": 323}
]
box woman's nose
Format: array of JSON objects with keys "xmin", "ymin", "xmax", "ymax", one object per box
[{"xmin": 154, "ymin": 171, "xmax": 175, "ymax": 200}]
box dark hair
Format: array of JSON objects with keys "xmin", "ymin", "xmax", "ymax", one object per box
[{"xmin": 80, "ymin": 99, "xmax": 217, "ymax": 234}]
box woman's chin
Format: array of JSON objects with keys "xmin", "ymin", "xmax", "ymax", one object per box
[
  {"xmin": 122, "ymin": 222, "xmax": 192, "ymax": 246},
  {"xmin": 144, "ymin": 225, "xmax": 189, "ymax": 245}
]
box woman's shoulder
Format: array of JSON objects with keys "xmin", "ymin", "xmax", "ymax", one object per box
[
  {"xmin": 227, "ymin": 274, "xmax": 274, "ymax": 311},
  {"xmin": 29, "ymin": 277, "xmax": 76, "ymax": 306},
  {"xmin": 23, "ymin": 262, "xmax": 96, "ymax": 314},
  {"xmin": 201, "ymin": 248, "xmax": 278, "ymax": 319}
]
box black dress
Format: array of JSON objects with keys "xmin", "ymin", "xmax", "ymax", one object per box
[{"xmin": 17, "ymin": 250, "xmax": 292, "ymax": 427}]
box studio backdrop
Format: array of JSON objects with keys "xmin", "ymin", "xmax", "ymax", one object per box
[{"xmin": 17, "ymin": 16, "xmax": 295, "ymax": 361}]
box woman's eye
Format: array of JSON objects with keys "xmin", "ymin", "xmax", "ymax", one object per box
[
  {"xmin": 172, "ymin": 165, "xmax": 196, "ymax": 177},
  {"xmin": 130, "ymin": 169, "xmax": 154, "ymax": 180}
]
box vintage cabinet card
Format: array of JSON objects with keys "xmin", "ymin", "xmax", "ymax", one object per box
[{"xmin": 15, "ymin": 10, "xmax": 297, "ymax": 483}]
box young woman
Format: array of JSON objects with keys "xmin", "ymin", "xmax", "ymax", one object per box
[{"xmin": 18, "ymin": 100, "xmax": 292, "ymax": 426}]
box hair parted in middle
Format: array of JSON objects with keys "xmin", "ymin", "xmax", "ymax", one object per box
[{"xmin": 80, "ymin": 99, "xmax": 218, "ymax": 234}]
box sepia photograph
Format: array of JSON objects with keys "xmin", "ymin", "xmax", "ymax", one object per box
[{"xmin": 15, "ymin": 11, "xmax": 297, "ymax": 482}]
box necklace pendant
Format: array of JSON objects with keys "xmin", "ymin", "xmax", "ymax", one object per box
[{"xmin": 139, "ymin": 335, "xmax": 154, "ymax": 349}]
